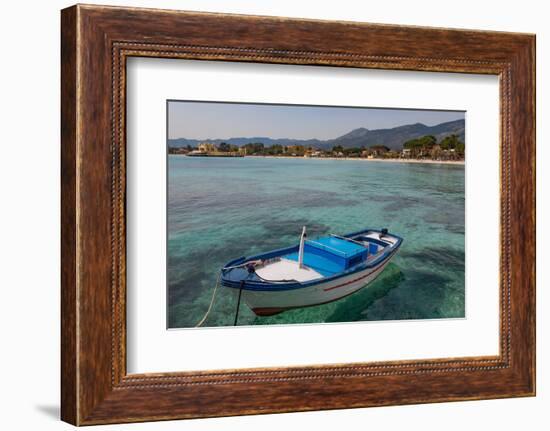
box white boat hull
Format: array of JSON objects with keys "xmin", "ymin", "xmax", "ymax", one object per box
[{"xmin": 243, "ymin": 256, "xmax": 392, "ymax": 316}]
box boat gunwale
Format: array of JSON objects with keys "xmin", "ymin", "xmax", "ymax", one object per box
[{"xmin": 221, "ymin": 229, "xmax": 403, "ymax": 292}]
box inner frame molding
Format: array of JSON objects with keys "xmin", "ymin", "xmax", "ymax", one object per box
[
  {"xmin": 116, "ymin": 44, "xmax": 510, "ymax": 381},
  {"xmin": 61, "ymin": 4, "xmax": 534, "ymax": 425}
]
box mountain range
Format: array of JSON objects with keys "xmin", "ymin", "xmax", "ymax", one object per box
[{"xmin": 168, "ymin": 119, "xmax": 465, "ymax": 151}]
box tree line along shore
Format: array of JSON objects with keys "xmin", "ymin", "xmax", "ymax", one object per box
[{"xmin": 168, "ymin": 133, "xmax": 465, "ymax": 162}]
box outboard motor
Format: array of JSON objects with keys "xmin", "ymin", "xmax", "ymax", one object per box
[{"xmin": 380, "ymin": 228, "xmax": 388, "ymax": 238}]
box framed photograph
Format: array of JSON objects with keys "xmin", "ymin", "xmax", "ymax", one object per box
[
  {"xmin": 61, "ymin": 4, "xmax": 535, "ymax": 425},
  {"xmin": 164, "ymin": 100, "xmax": 466, "ymax": 330}
]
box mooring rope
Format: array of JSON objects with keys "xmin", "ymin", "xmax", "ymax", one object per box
[
  {"xmin": 195, "ymin": 272, "xmax": 222, "ymax": 328},
  {"xmin": 195, "ymin": 261, "xmax": 263, "ymax": 327}
]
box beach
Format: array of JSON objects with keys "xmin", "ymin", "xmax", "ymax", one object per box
[
  {"xmin": 173, "ymin": 153, "xmax": 465, "ymax": 165},
  {"xmin": 246, "ymin": 155, "xmax": 465, "ymax": 165}
]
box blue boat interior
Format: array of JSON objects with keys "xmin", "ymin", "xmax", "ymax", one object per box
[
  {"xmin": 221, "ymin": 229, "xmax": 402, "ymax": 289},
  {"xmin": 285, "ymin": 236, "xmax": 370, "ymax": 277}
]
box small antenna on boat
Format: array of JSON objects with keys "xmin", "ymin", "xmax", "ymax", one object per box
[{"xmin": 298, "ymin": 226, "xmax": 307, "ymax": 269}]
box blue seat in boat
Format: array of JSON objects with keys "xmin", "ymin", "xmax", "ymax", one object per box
[
  {"xmin": 285, "ymin": 235, "xmax": 368, "ymax": 277},
  {"xmin": 285, "ymin": 251, "xmax": 344, "ymax": 277}
]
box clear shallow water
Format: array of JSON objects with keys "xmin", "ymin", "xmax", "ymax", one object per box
[{"xmin": 168, "ymin": 156, "xmax": 465, "ymax": 328}]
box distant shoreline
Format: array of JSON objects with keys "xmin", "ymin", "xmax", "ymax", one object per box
[
  {"xmin": 170, "ymin": 153, "xmax": 465, "ymax": 165},
  {"xmin": 247, "ymin": 155, "xmax": 465, "ymax": 165}
]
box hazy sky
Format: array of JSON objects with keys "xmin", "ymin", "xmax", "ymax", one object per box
[{"xmin": 168, "ymin": 101, "xmax": 465, "ymax": 140}]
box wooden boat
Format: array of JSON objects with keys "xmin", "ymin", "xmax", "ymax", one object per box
[{"xmin": 221, "ymin": 227, "xmax": 402, "ymax": 316}]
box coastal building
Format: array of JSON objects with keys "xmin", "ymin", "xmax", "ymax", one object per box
[
  {"xmin": 304, "ymin": 150, "xmax": 322, "ymax": 158},
  {"xmin": 198, "ymin": 142, "xmax": 217, "ymax": 152},
  {"xmin": 186, "ymin": 141, "xmax": 243, "ymax": 157},
  {"xmin": 369, "ymin": 145, "xmax": 389, "ymax": 157}
]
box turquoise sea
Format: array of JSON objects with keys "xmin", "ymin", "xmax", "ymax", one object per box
[{"xmin": 167, "ymin": 156, "xmax": 465, "ymax": 328}]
